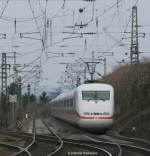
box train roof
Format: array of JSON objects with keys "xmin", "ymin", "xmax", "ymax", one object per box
[
  {"xmin": 77, "ymin": 83, "xmax": 113, "ymax": 90},
  {"xmin": 51, "ymin": 89, "xmax": 75, "ymax": 101},
  {"xmin": 78, "ymin": 83, "xmax": 112, "ymax": 88}
]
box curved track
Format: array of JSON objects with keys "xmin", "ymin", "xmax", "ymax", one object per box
[
  {"xmin": 43, "ymin": 117, "xmax": 150, "ymax": 156},
  {"xmin": 105, "ymin": 133, "xmax": 150, "ymax": 155},
  {"xmin": 88, "ymin": 133, "xmax": 150, "ymax": 156},
  {"xmin": 42, "ymin": 119, "xmax": 120, "ymax": 156},
  {"xmin": 42, "ymin": 119, "xmax": 63, "ymax": 156},
  {"xmin": 1, "ymin": 118, "xmax": 150, "ymax": 156},
  {"xmin": 0, "ymin": 119, "xmax": 36, "ymax": 156},
  {"xmin": 12, "ymin": 118, "xmax": 36, "ymax": 156}
]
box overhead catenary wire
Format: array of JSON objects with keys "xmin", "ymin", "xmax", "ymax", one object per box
[
  {"xmin": 0, "ymin": 0, "xmax": 10, "ymax": 18},
  {"xmin": 28, "ymin": 0, "xmax": 43, "ymax": 40},
  {"xmin": 0, "ymin": 0, "xmax": 148, "ymax": 91}
]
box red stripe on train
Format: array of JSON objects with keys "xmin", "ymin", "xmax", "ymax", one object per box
[{"xmin": 70, "ymin": 112, "xmax": 113, "ymax": 120}]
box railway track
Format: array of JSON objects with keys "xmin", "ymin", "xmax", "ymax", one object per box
[
  {"xmin": 0, "ymin": 119, "xmax": 113, "ymax": 156},
  {"xmin": 43, "ymin": 117, "xmax": 150, "ymax": 156},
  {"xmin": 0, "ymin": 140, "xmax": 26, "ymax": 155},
  {"xmin": 0, "ymin": 119, "xmax": 59, "ymax": 156},
  {"xmin": 107, "ymin": 132, "xmax": 150, "ymax": 150},
  {"xmin": 12, "ymin": 118, "xmax": 36, "ymax": 156},
  {"xmin": 42, "ymin": 119, "xmax": 114, "ymax": 156},
  {"xmin": 84, "ymin": 134, "xmax": 150, "ymax": 156},
  {"xmin": 4, "ymin": 131, "xmax": 117, "ymax": 156},
  {"xmin": 1, "ymin": 118, "xmax": 150, "ymax": 156},
  {"xmin": 104, "ymin": 133, "xmax": 150, "ymax": 155},
  {"xmin": 0, "ymin": 119, "xmax": 36, "ymax": 156},
  {"xmin": 5, "ymin": 119, "xmax": 119, "ymax": 155}
]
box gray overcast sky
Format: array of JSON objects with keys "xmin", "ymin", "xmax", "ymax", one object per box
[{"xmin": 0, "ymin": 0, "xmax": 149, "ymax": 93}]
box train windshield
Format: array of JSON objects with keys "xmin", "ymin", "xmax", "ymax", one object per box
[{"xmin": 82, "ymin": 91, "xmax": 110, "ymax": 101}]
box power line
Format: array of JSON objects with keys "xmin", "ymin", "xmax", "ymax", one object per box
[
  {"xmin": 0, "ymin": 0, "xmax": 10, "ymax": 18},
  {"xmin": 28, "ymin": 0, "xmax": 44, "ymax": 50}
]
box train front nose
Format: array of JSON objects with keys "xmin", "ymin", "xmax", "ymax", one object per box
[
  {"xmin": 77, "ymin": 102, "xmax": 114, "ymax": 129},
  {"xmin": 78, "ymin": 87, "xmax": 114, "ymax": 130},
  {"xmin": 77, "ymin": 113, "xmax": 113, "ymax": 129}
]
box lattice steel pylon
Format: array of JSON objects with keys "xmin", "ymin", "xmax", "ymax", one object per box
[
  {"xmin": 1, "ymin": 53, "xmax": 8, "ymax": 126},
  {"xmin": 130, "ymin": 6, "xmax": 139, "ymax": 64},
  {"xmin": 0, "ymin": 53, "xmax": 10, "ymax": 127},
  {"xmin": 1, "ymin": 53, "xmax": 7, "ymax": 95},
  {"xmin": 129, "ymin": 6, "xmax": 140, "ymax": 109}
]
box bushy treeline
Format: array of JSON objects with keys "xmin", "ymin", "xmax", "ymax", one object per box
[{"xmin": 98, "ymin": 62, "xmax": 150, "ymax": 118}]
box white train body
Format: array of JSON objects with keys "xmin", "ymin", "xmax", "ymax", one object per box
[{"xmin": 50, "ymin": 83, "xmax": 114, "ymax": 130}]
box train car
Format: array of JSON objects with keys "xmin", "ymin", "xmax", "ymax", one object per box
[{"xmin": 50, "ymin": 83, "xmax": 114, "ymax": 130}]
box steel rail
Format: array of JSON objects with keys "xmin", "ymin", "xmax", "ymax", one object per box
[
  {"xmin": 41, "ymin": 120, "xmax": 111, "ymax": 156},
  {"xmin": 87, "ymin": 134, "xmax": 150, "ymax": 155},
  {"xmin": 107, "ymin": 133, "xmax": 150, "ymax": 148},
  {"xmin": 12, "ymin": 119, "xmax": 36, "ymax": 156},
  {"xmin": 83, "ymin": 134, "xmax": 123, "ymax": 156},
  {"xmin": 36, "ymin": 134, "xmax": 115, "ymax": 156},
  {"xmin": 3, "ymin": 132, "xmax": 112, "ymax": 156},
  {"xmin": 4, "ymin": 130, "xmax": 150, "ymax": 155},
  {"xmin": 0, "ymin": 141, "xmax": 30, "ymax": 155},
  {"xmin": 42, "ymin": 119, "xmax": 63, "ymax": 156},
  {"xmin": 0, "ymin": 131, "xmax": 116, "ymax": 156},
  {"xmin": 119, "ymin": 142, "xmax": 150, "ymax": 153},
  {"xmin": 36, "ymin": 119, "xmax": 120, "ymax": 156},
  {"xmin": 0, "ymin": 132, "xmax": 58, "ymax": 143},
  {"xmin": 64, "ymin": 140, "xmax": 112, "ymax": 156},
  {"xmin": 105, "ymin": 133, "xmax": 150, "ymax": 153},
  {"xmin": 0, "ymin": 138, "xmax": 32, "ymax": 156}
]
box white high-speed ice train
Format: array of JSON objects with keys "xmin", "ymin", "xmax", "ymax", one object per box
[{"xmin": 50, "ymin": 83, "xmax": 114, "ymax": 130}]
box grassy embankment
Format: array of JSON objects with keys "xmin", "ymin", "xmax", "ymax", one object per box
[{"xmin": 98, "ymin": 62, "xmax": 150, "ymax": 140}]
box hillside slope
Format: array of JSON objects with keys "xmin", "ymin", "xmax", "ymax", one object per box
[{"xmin": 98, "ymin": 62, "xmax": 150, "ymax": 140}]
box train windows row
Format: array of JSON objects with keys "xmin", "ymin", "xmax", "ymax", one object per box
[{"xmin": 51, "ymin": 97, "xmax": 74, "ymax": 108}]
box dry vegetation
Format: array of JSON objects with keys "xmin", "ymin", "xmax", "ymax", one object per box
[{"xmin": 98, "ymin": 62, "xmax": 150, "ymax": 140}]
